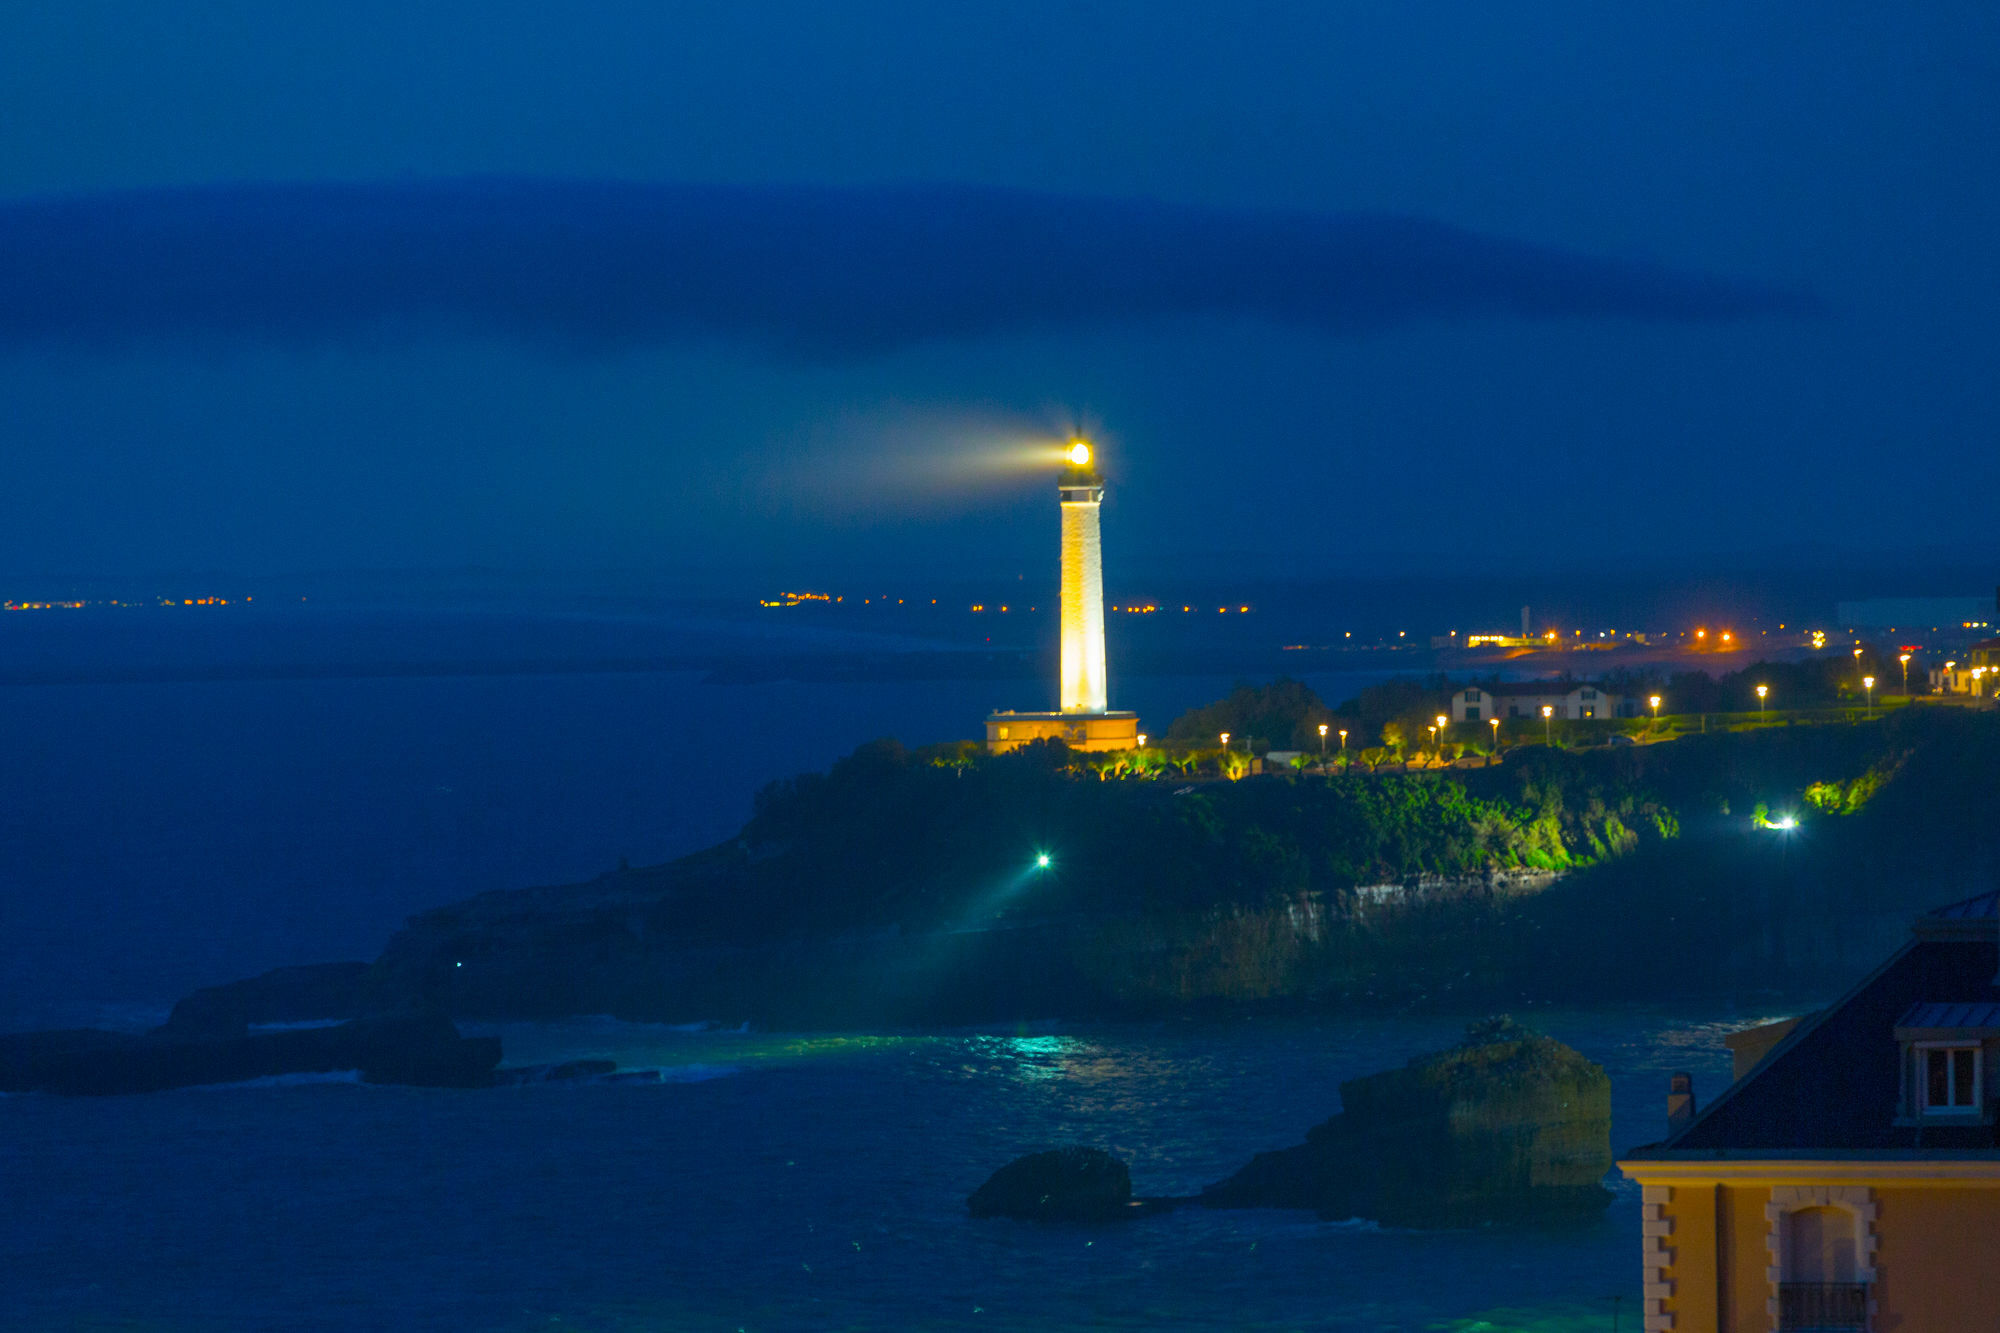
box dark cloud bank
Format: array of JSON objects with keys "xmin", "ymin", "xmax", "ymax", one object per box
[{"xmin": 0, "ymin": 179, "xmax": 1814, "ymax": 355}]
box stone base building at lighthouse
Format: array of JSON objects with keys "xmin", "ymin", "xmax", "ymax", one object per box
[{"xmin": 985, "ymin": 441, "xmax": 1140, "ymax": 754}]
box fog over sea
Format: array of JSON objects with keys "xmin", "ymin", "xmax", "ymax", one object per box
[{"xmin": 1, "ymin": 606, "xmax": 1754, "ymax": 1330}]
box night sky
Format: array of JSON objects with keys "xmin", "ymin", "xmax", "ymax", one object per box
[{"xmin": 1, "ymin": 3, "xmax": 1994, "ymax": 584}]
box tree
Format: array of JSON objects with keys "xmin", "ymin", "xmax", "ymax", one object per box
[
  {"xmin": 1360, "ymin": 746, "xmax": 1389, "ymax": 773},
  {"xmin": 1164, "ymin": 677, "xmax": 1335, "ymax": 749},
  {"xmin": 1380, "ymin": 721, "xmax": 1408, "ymax": 767}
]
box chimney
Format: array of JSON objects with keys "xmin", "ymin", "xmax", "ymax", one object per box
[{"xmin": 1667, "ymin": 1071, "xmax": 1697, "ymax": 1135}]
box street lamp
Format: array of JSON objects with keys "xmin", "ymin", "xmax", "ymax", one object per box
[
  {"xmin": 1899, "ymin": 653, "xmax": 1911, "ymax": 695},
  {"xmin": 1541, "ymin": 703, "xmax": 1554, "ymax": 748},
  {"xmin": 1136, "ymin": 733, "xmax": 1147, "ymax": 748},
  {"xmin": 1863, "ymin": 676, "xmax": 1875, "ymax": 719},
  {"xmin": 1435, "ymin": 714, "xmax": 1448, "ymax": 766},
  {"xmin": 1756, "ymin": 684, "xmax": 1767, "ymax": 718},
  {"xmin": 1219, "ymin": 732, "xmax": 1230, "ymax": 750},
  {"xmin": 1318, "ymin": 722, "xmax": 1328, "ymax": 761},
  {"xmin": 1488, "ymin": 716, "xmax": 1500, "ymax": 764},
  {"xmin": 1427, "ymin": 725, "xmax": 1437, "ymax": 765},
  {"xmin": 1648, "ymin": 695, "xmax": 1662, "ymax": 727}
]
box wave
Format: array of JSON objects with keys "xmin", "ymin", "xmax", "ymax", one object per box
[{"xmin": 188, "ymin": 1069, "xmax": 365, "ymax": 1091}]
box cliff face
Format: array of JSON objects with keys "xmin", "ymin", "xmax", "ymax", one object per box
[
  {"xmin": 1201, "ymin": 1017, "xmax": 1613, "ymax": 1227},
  {"xmin": 360, "ymin": 864, "xmax": 1557, "ymax": 1026}
]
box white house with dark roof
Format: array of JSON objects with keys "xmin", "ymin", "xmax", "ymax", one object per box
[{"xmin": 1450, "ymin": 681, "xmax": 1623, "ymax": 724}]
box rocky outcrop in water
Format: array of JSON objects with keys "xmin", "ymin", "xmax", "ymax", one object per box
[
  {"xmin": 158, "ymin": 961, "xmax": 370, "ymax": 1038},
  {"xmin": 1200, "ymin": 1017, "xmax": 1613, "ymax": 1227},
  {"xmin": 967, "ymin": 1147, "xmax": 1136, "ymax": 1222},
  {"xmin": 0, "ymin": 1010, "xmax": 500, "ymax": 1095}
]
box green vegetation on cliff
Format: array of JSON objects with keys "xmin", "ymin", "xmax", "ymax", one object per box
[{"xmin": 740, "ymin": 736, "xmax": 1672, "ymax": 928}]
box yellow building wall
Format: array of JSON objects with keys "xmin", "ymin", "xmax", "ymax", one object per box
[
  {"xmin": 1719, "ymin": 1185, "xmax": 1772, "ymax": 1333},
  {"xmin": 1641, "ymin": 1177, "xmax": 2000, "ymax": 1332},
  {"xmin": 1652, "ymin": 1185, "xmax": 1718, "ymax": 1330},
  {"xmin": 1873, "ymin": 1186, "xmax": 2000, "ymax": 1329},
  {"xmin": 985, "ymin": 712, "xmax": 1138, "ymax": 754}
]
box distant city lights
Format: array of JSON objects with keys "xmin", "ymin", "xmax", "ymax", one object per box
[{"xmin": 5, "ymin": 594, "xmax": 247, "ymax": 611}]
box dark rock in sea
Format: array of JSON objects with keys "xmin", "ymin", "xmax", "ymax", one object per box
[
  {"xmin": 967, "ymin": 1146, "xmax": 1136, "ymax": 1222},
  {"xmin": 157, "ymin": 961, "xmax": 370, "ymax": 1040},
  {"xmin": 492, "ymin": 1059, "xmax": 619, "ymax": 1086},
  {"xmin": 601, "ymin": 1069, "xmax": 664, "ymax": 1084},
  {"xmin": 0, "ymin": 1009, "xmax": 500, "ymax": 1095},
  {"xmin": 1200, "ymin": 1016, "xmax": 1613, "ymax": 1228}
]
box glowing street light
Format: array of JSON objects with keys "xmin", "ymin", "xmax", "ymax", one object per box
[
  {"xmin": 1427, "ymin": 724, "xmax": 1437, "ymax": 764},
  {"xmin": 1541, "ymin": 703, "xmax": 1554, "ymax": 748},
  {"xmin": 1899, "ymin": 653, "xmax": 1911, "ymax": 694},
  {"xmin": 1136, "ymin": 733, "xmax": 1147, "ymax": 748},
  {"xmin": 1338, "ymin": 729, "xmax": 1347, "ymax": 752},
  {"xmin": 1488, "ymin": 716, "xmax": 1500, "ymax": 764},
  {"xmin": 1318, "ymin": 722, "xmax": 1329, "ymax": 761},
  {"xmin": 1863, "ymin": 675, "xmax": 1875, "ymax": 718},
  {"xmin": 1435, "ymin": 714, "xmax": 1448, "ymax": 766},
  {"xmin": 1649, "ymin": 695, "xmax": 1662, "ymax": 721},
  {"xmin": 1219, "ymin": 731, "xmax": 1230, "ymax": 751},
  {"xmin": 1756, "ymin": 683, "xmax": 1768, "ymax": 718}
]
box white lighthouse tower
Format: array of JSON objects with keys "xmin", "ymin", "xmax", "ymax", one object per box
[
  {"xmin": 985, "ymin": 439, "xmax": 1140, "ymax": 753},
  {"xmin": 1058, "ymin": 440, "xmax": 1108, "ymax": 714}
]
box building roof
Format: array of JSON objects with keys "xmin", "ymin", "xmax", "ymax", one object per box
[
  {"xmin": 1625, "ymin": 920, "xmax": 2000, "ymax": 1158},
  {"xmin": 1899, "ymin": 1000, "xmax": 2000, "ymax": 1029},
  {"xmin": 1474, "ymin": 681, "xmax": 1614, "ymax": 698},
  {"xmin": 1929, "ymin": 890, "xmax": 1999, "ymax": 920}
]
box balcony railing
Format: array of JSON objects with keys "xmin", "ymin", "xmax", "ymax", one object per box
[{"xmin": 1779, "ymin": 1282, "xmax": 1869, "ymax": 1331}]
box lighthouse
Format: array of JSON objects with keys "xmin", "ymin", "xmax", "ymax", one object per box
[
  {"xmin": 985, "ymin": 439, "xmax": 1140, "ymax": 753},
  {"xmin": 1058, "ymin": 440, "xmax": 1108, "ymax": 714}
]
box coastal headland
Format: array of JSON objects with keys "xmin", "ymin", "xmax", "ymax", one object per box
[{"xmin": 342, "ymin": 699, "xmax": 1997, "ymax": 1028}]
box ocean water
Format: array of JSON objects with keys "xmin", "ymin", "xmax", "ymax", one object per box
[
  {"xmin": 0, "ymin": 1010, "xmax": 1746, "ymax": 1331},
  {"xmin": 0, "ymin": 606, "xmax": 1419, "ymax": 1020},
  {"xmin": 0, "ymin": 608, "xmax": 1755, "ymax": 1328}
]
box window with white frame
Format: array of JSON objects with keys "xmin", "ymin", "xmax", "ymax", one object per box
[{"xmin": 1919, "ymin": 1043, "xmax": 1980, "ymax": 1114}]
